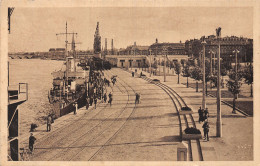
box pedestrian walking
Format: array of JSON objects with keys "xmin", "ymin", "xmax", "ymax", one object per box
[
  {"xmin": 135, "ymin": 93, "xmax": 140, "ymax": 104},
  {"xmin": 86, "ymin": 97, "xmax": 89, "ymax": 110},
  {"xmin": 94, "ymin": 95, "xmax": 97, "ymax": 109},
  {"xmin": 46, "ymin": 115, "xmax": 52, "ymax": 132},
  {"xmin": 29, "ymin": 133, "xmax": 36, "ymax": 153},
  {"xmin": 140, "ymin": 72, "xmax": 143, "ymax": 77},
  {"xmin": 108, "ymin": 92, "xmax": 113, "ymax": 106},
  {"xmin": 103, "ymin": 93, "xmax": 107, "ymax": 103},
  {"xmin": 132, "ymin": 72, "xmax": 134, "ymax": 77},
  {"xmin": 73, "ymin": 102, "xmax": 78, "ymax": 115},
  {"xmin": 198, "ymin": 107, "xmax": 204, "ymax": 123},
  {"xmin": 204, "ymin": 108, "xmax": 209, "ymax": 120},
  {"xmin": 202, "ymin": 121, "xmax": 210, "ymax": 141},
  {"xmin": 90, "ymin": 97, "xmax": 93, "ymax": 106}
]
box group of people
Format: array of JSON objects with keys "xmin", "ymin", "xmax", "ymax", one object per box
[
  {"xmin": 198, "ymin": 107, "xmax": 210, "ymax": 141},
  {"xmin": 29, "ymin": 113, "xmax": 53, "ymax": 153}
]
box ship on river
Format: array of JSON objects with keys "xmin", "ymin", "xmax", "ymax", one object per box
[
  {"xmin": 47, "ymin": 22, "xmax": 111, "ymax": 118},
  {"xmin": 48, "ymin": 23, "xmax": 89, "ymax": 118}
]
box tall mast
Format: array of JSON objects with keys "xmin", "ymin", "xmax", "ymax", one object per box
[{"xmin": 56, "ymin": 22, "xmax": 78, "ymax": 96}]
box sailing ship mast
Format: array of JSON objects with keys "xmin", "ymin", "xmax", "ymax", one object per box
[{"xmin": 56, "ymin": 22, "xmax": 78, "ymax": 99}]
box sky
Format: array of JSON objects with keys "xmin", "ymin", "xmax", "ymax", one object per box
[{"xmin": 8, "ymin": 7, "xmax": 253, "ymax": 52}]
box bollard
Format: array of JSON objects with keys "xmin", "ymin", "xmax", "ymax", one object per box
[{"xmin": 177, "ymin": 142, "xmax": 188, "ymax": 161}]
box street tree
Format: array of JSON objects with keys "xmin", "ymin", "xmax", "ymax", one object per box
[
  {"xmin": 220, "ymin": 64, "xmax": 228, "ymax": 88},
  {"xmin": 190, "ymin": 65, "xmax": 202, "ymax": 92},
  {"xmin": 243, "ymin": 64, "xmax": 253, "ymax": 97},
  {"xmin": 182, "ymin": 61, "xmax": 191, "ymax": 88},
  {"xmin": 226, "ymin": 69, "xmax": 242, "ymax": 113},
  {"xmin": 174, "ymin": 61, "xmax": 182, "ymax": 84},
  {"xmin": 181, "ymin": 59, "xmax": 187, "ymax": 67}
]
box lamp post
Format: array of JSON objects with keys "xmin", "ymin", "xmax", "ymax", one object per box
[
  {"xmin": 233, "ymin": 49, "xmax": 240, "ymax": 99},
  {"xmin": 216, "ymin": 27, "xmax": 222, "ymax": 137},
  {"xmin": 208, "ymin": 50, "xmax": 214, "ymax": 76},
  {"xmin": 209, "ymin": 50, "xmax": 214, "ymax": 89},
  {"xmin": 149, "ymin": 48, "xmax": 152, "ymax": 77},
  {"xmin": 213, "ymin": 52, "xmax": 216, "ymax": 74},
  {"xmin": 201, "ymin": 41, "xmax": 207, "ymax": 110},
  {"xmin": 162, "ymin": 47, "xmax": 167, "ymax": 82},
  {"xmin": 159, "ymin": 56, "xmax": 161, "ymax": 76}
]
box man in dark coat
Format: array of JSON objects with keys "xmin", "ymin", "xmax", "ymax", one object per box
[
  {"xmin": 202, "ymin": 121, "xmax": 210, "ymax": 141},
  {"xmin": 103, "ymin": 93, "xmax": 107, "ymax": 103},
  {"xmin": 204, "ymin": 108, "xmax": 209, "ymax": 120},
  {"xmin": 94, "ymin": 95, "xmax": 97, "ymax": 109},
  {"xmin": 108, "ymin": 92, "xmax": 113, "ymax": 106},
  {"xmin": 29, "ymin": 133, "xmax": 36, "ymax": 153},
  {"xmin": 198, "ymin": 107, "xmax": 204, "ymax": 123}
]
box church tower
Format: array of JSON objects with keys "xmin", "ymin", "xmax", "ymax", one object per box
[{"xmin": 93, "ymin": 22, "xmax": 101, "ymax": 58}]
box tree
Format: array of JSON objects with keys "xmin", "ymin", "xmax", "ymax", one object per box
[
  {"xmin": 181, "ymin": 59, "xmax": 187, "ymax": 67},
  {"xmin": 226, "ymin": 69, "xmax": 242, "ymax": 113},
  {"xmin": 182, "ymin": 61, "xmax": 191, "ymax": 88},
  {"xmin": 174, "ymin": 61, "xmax": 182, "ymax": 84},
  {"xmin": 243, "ymin": 64, "xmax": 253, "ymax": 97},
  {"xmin": 191, "ymin": 40, "xmax": 202, "ymax": 60},
  {"xmin": 220, "ymin": 65, "xmax": 228, "ymax": 88},
  {"xmin": 190, "ymin": 65, "xmax": 202, "ymax": 92}
]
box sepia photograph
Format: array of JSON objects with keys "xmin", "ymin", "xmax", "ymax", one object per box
[{"xmin": 1, "ymin": 1, "xmax": 259, "ymax": 165}]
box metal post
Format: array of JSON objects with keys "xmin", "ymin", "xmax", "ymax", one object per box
[
  {"xmin": 164, "ymin": 55, "xmax": 166, "ymax": 82},
  {"xmin": 159, "ymin": 57, "xmax": 161, "ymax": 76},
  {"xmin": 233, "ymin": 49, "xmax": 239, "ymax": 99},
  {"xmin": 19, "ymin": 83, "xmax": 20, "ymax": 94},
  {"xmin": 149, "ymin": 49, "xmax": 152, "ymax": 77},
  {"xmin": 216, "ymin": 35, "xmax": 222, "ymax": 137},
  {"xmin": 209, "ymin": 50, "xmax": 213, "ymax": 76},
  {"xmin": 213, "ymin": 52, "xmax": 215, "ymax": 74},
  {"xmin": 8, "ymin": 61, "xmax": 10, "ymax": 86},
  {"xmin": 202, "ymin": 41, "xmax": 206, "ymax": 109},
  {"xmin": 163, "ymin": 47, "xmax": 167, "ymax": 82}
]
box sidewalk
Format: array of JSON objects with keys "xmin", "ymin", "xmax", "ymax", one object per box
[{"xmin": 130, "ymin": 68, "xmax": 253, "ymax": 161}]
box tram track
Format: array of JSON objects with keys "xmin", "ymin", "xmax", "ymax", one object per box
[
  {"xmin": 31, "ymin": 70, "xmax": 137, "ymax": 161},
  {"xmin": 60, "ymin": 70, "xmax": 137, "ymax": 161},
  {"xmin": 86, "ymin": 70, "xmax": 137, "ymax": 161},
  {"xmin": 141, "ymin": 75, "xmax": 203, "ymax": 161},
  {"xmin": 27, "ymin": 72, "xmax": 115, "ymax": 160}
]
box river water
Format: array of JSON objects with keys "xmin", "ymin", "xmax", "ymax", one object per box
[{"xmin": 9, "ymin": 59, "xmax": 64, "ymax": 135}]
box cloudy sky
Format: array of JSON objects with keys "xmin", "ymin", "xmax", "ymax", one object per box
[{"xmin": 8, "ymin": 7, "xmax": 253, "ymax": 52}]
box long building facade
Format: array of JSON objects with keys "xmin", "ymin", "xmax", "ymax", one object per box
[{"xmin": 185, "ymin": 35, "xmax": 253, "ymax": 62}]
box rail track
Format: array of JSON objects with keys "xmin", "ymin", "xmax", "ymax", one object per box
[
  {"xmin": 25, "ymin": 72, "xmax": 114, "ymax": 160},
  {"xmin": 27, "ymin": 70, "xmax": 137, "ymax": 161},
  {"xmin": 86, "ymin": 70, "xmax": 137, "ymax": 161},
  {"xmin": 141, "ymin": 75, "xmax": 203, "ymax": 161}
]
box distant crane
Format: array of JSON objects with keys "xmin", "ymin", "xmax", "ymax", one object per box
[{"xmin": 8, "ymin": 7, "xmax": 14, "ymax": 33}]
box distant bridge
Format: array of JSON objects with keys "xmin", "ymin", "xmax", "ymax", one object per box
[{"xmin": 8, "ymin": 55, "xmax": 33, "ymax": 59}]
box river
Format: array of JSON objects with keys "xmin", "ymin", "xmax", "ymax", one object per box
[{"xmin": 9, "ymin": 59, "xmax": 64, "ymax": 136}]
